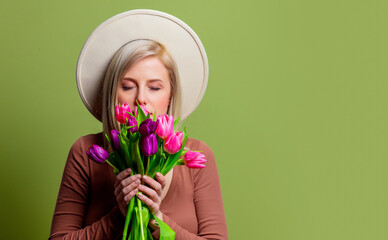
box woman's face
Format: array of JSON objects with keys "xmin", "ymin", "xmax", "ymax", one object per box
[{"xmin": 117, "ymin": 56, "xmax": 171, "ymax": 119}]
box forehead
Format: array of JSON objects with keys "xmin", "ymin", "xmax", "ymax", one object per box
[{"xmin": 123, "ymin": 56, "xmax": 170, "ymax": 81}]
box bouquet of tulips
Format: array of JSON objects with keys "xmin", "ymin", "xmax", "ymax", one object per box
[{"xmin": 86, "ymin": 102, "xmax": 207, "ymax": 240}]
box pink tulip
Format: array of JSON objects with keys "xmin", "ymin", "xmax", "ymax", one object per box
[
  {"xmin": 164, "ymin": 131, "xmax": 183, "ymax": 154},
  {"xmin": 134, "ymin": 105, "xmax": 149, "ymax": 117},
  {"xmin": 183, "ymin": 151, "xmax": 207, "ymax": 168},
  {"xmin": 115, "ymin": 103, "xmax": 131, "ymax": 124},
  {"xmin": 155, "ymin": 114, "xmax": 174, "ymax": 140}
]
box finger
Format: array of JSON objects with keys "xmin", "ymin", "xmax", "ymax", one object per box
[
  {"xmin": 138, "ymin": 184, "xmax": 160, "ymax": 203},
  {"xmin": 142, "ymin": 175, "xmax": 162, "ymax": 196},
  {"xmin": 122, "ymin": 179, "xmax": 141, "ymax": 195},
  {"xmin": 120, "ymin": 174, "xmax": 141, "ymax": 188},
  {"xmin": 124, "ymin": 188, "xmax": 139, "ymax": 203},
  {"xmin": 138, "ymin": 192, "xmax": 159, "ymax": 214},
  {"xmin": 155, "ymin": 172, "xmax": 167, "ymax": 188},
  {"xmin": 116, "ymin": 168, "xmax": 132, "ymax": 182}
]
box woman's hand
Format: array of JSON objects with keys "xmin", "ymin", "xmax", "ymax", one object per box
[
  {"xmin": 137, "ymin": 172, "xmax": 166, "ymax": 220},
  {"xmin": 114, "ymin": 168, "xmax": 141, "ymax": 216}
]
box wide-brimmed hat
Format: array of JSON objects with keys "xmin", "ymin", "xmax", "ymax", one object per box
[{"xmin": 76, "ymin": 9, "xmax": 208, "ymax": 121}]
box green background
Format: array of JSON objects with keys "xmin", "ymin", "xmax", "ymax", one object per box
[{"xmin": 1, "ymin": 0, "xmax": 387, "ymax": 239}]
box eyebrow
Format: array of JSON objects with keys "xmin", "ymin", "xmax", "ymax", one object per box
[{"xmin": 122, "ymin": 78, "xmax": 163, "ymax": 83}]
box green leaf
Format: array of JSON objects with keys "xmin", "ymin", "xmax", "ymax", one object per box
[
  {"xmin": 126, "ymin": 111, "xmax": 136, "ymax": 118},
  {"xmin": 120, "ymin": 135, "xmax": 133, "ymax": 170},
  {"xmin": 136, "ymin": 101, "xmax": 147, "ymax": 124},
  {"xmin": 173, "ymin": 117, "xmax": 181, "ymax": 130},
  {"xmin": 133, "ymin": 139, "xmax": 144, "ymax": 175},
  {"xmin": 122, "ymin": 197, "xmax": 135, "ymax": 240},
  {"xmin": 152, "ymin": 215, "xmax": 176, "ymax": 240}
]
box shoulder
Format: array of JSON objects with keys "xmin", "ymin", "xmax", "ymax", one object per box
[
  {"xmin": 65, "ymin": 132, "xmax": 103, "ymax": 172},
  {"xmin": 185, "ymin": 137, "xmax": 214, "ymax": 156}
]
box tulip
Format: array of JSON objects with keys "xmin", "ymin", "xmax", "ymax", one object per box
[
  {"xmin": 135, "ymin": 105, "xmax": 149, "ymax": 117},
  {"xmin": 140, "ymin": 133, "xmax": 158, "ymax": 156},
  {"xmin": 139, "ymin": 119, "xmax": 158, "ymax": 136},
  {"xmin": 164, "ymin": 131, "xmax": 183, "ymax": 154},
  {"xmin": 110, "ymin": 130, "xmax": 121, "ymax": 150},
  {"xmin": 87, "ymin": 145, "xmax": 109, "ymax": 163},
  {"xmin": 183, "ymin": 151, "xmax": 207, "ymax": 168},
  {"xmin": 127, "ymin": 116, "xmax": 138, "ymax": 134},
  {"xmin": 115, "ymin": 103, "xmax": 131, "ymax": 124},
  {"xmin": 155, "ymin": 114, "xmax": 174, "ymax": 140}
]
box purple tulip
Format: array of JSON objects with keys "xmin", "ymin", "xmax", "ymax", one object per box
[
  {"xmin": 127, "ymin": 116, "xmax": 138, "ymax": 134},
  {"xmin": 140, "ymin": 133, "xmax": 158, "ymax": 156},
  {"xmin": 110, "ymin": 130, "xmax": 120, "ymax": 150},
  {"xmin": 87, "ymin": 145, "xmax": 109, "ymax": 163},
  {"xmin": 139, "ymin": 119, "xmax": 159, "ymax": 136}
]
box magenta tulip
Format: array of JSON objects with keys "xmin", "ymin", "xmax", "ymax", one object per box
[
  {"xmin": 111, "ymin": 130, "xmax": 120, "ymax": 150},
  {"xmin": 155, "ymin": 114, "xmax": 174, "ymax": 140},
  {"xmin": 164, "ymin": 131, "xmax": 183, "ymax": 154},
  {"xmin": 115, "ymin": 103, "xmax": 131, "ymax": 124},
  {"xmin": 140, "ymin": 133, "xmax": 158, "ymax": 156},
  {"xmin": 87, "ymin": 145, "xmax": 109, "ymax": 163},
  {"xmin": 183, "ymin": 151, "xmax": 207, "ymax": 168},
  {"xmin": 127, "ymin": 116, "xmax": 138, "ymax": 134}
]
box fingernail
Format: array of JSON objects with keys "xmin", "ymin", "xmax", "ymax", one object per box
[
  {"xmin": 142, "ymin": 175, "xmax": 147, "ymax": 180},
  {"xmin": 138, "ymin": 193, "xmax": 143, "ymax": 198},
  {"xmin": 156, "ymin": 172, "xmax": 161, "ymax": 177},
  {"xmin": 135, "ymin": 180, "xmax": 140, "ymax": 184},
  {"xmin": 136, "ymin": 174, "xmax": 141, "ymax": 178},
  {"xmin": 127, "ymin": 169, "xmax": 132, "ymax": 173}
]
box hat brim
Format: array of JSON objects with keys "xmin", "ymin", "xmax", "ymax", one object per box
[{"xmin": 76, "ymin": 9, "xmax": 208, "ymax": 121}]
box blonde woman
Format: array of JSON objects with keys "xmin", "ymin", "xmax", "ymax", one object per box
[{"xmin": 50, "ymin": 10, "xmax": 228, "ymax": 240}]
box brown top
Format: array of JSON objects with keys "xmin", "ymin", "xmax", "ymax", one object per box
[{"xmin": 49, "ymin": 133, "xmax": 228, "ymax": 240}]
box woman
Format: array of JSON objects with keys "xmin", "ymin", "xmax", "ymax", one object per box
[{"xmin": 50, "ymin": 10, "xmax": 227, "ymax": 240}]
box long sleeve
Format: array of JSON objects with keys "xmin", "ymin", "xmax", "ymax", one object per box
[
  {"xmin": 49, "ymin": 136, "xmax": 124, "ymax": 240},
  {"xmin": 152, "ymin": 140, "xmax": 228, "ymax": 240}
]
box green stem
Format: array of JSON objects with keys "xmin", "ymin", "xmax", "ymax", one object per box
[
  {"xmin": 145, "ymin": 156, "xmax": 150, "ymax": 176},
  {"xmin": 136, "ymin": 195, "xmax": 146, "ymax": 240},
  {"xmin": 106, "ymin": 160, "xmax": 119, "ymax": 173},
  {"xmin": 122, "ymin": 173, "xmax": 135, "ymax": 240},
  {"xmin": 122, "ymin": 202, "xmax": 131, "ymax": 240}
]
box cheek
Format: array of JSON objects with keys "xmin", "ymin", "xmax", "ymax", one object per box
[
  {"xmin": 116, "ymin": 90, "xmax": 136, "ymax": 108},
  {"xmin": 153, "ymin": 91, "xmax": 171, "ymax": 116}
]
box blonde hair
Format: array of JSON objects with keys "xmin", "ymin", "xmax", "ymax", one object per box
[{"xmin": 101, "ymin": 40, "xmax": 181, "ymax": 149}]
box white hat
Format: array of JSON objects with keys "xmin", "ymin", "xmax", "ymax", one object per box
[{"xmin": 76, "ymin": 9, "xmax": 209, "ymax": 121}]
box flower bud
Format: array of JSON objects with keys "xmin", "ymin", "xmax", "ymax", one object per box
[
  {"xmin": 164, "ymin": 131, "xmax": 183, "ymax": 154},
  {"xmin": 115, "ymin": 103, "xmax": 131, "ymax": 124},
  {"xmin": 155, "ymin": 114, "xmax": 174, "ymax": 140},
  {"xmin": 139, "ymin": 118, "xmax": 158, "ymax": 136},
  {"xmin": 110, "ymin": 130, "xmax": 120, "ymax": 150},
  {"xmin": 183, "ymin": 151, "xmax": 207, "ymax": 168},
  {"xmin": 140, "ymin": 133, "xmax": 158, "ymax": 156},
  {"xmin": 87, "ymin": 145, "xmax": 109, "ymax": 163},
  {"xmin": 127, "ymin": 116, "xmax": 138, "ymax": 134}
]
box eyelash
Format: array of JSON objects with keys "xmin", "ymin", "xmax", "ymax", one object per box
[{"xmin": 122, "ymin": 86, "xmax": 160, "ymax": 91}]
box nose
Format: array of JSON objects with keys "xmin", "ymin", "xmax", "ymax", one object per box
[{"xmin": 136, "ymin": 86, "xmax": 147, "ymax": 106}]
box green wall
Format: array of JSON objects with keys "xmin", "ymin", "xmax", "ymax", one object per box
[{"xmin": 1, "ymin": 0, "xmax": 387, "ymax": 239}]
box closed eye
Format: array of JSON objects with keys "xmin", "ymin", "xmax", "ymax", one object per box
[{"xmin": 122, "ymin": 86, "xmax": 134, "ymax": 90}]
